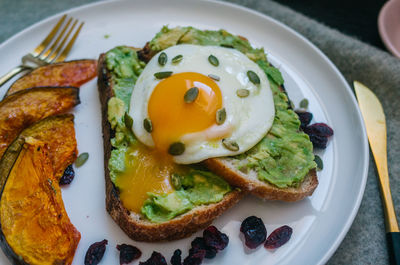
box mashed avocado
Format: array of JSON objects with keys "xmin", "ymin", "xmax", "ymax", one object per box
[
  {"xmin": 106, "ymin": 46, "xmax": 231, "ymax": 223},
  {"xmin": 142, "ymin": 171, "xmax": 231, "ymax": 223},
  {"xmin": 106, "ymin": 26, "xmax": 316, "ymax": 222},
  {"xmin": 149, "ymin": 26, "xmax": 316, "ymax": 188}
]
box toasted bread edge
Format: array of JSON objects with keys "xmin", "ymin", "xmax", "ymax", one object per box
[
  {"xmin": 97, "ymin": 52, "xmax": 245, "ymax": 242},
  {"xmin": 204, "ymin": 158, "xmax": 318, "ymax": 201}
]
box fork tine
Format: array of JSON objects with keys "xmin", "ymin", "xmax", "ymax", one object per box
[
  {"xmin": 54, "ymin": 21, "xmax": 84, "ymax": 63},
  {"xmin": 32, "ymin": 14, "xmax": 67, "ymax": 56},
  {"xmin": 39, "ymin": 18, "xmax": 72, "ymax": 60},
  {"xmin": 47, "ymin": 19, "xmax": 78, "ymax": 63}
]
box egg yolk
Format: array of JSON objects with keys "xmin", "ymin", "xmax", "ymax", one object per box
[
  {"xmin": 148, "ymin": 72, "xmax": 223, "ymax": 152},
  {"xmin": 115, "ymin": 144, "xmax": 187, "ymax": 212}
]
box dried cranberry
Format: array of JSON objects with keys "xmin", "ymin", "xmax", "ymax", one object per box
[
  {"xmin": 203, "ymin": 226, "xmax": 229, "ymax": 251},
  {"xmin": 308, "ymin": 134, "xmax": 329, "ymax": 149},
  {"xmin": 303, "ymin": 123, "xmax": 333, "ymax": 149},
  {"xmin": 84, "ymin": 239, "xmax": 108, "ymax": 265},
  {"xmin": 183, "ymin": 249, "xmax": 206, "ymax": 265},
  {"xmin": 59, "ymin": 164, "xmax": 75, "ymax": 185},
  {"xmin": 139, "ymin": 251, "xmax": 167, "ymax": 265},
  {"xmin": 240, "ymin": 216, "xmax": 267, "ymax": 249},
  {"xmin": 264, "ymin": 225, "xmax": 293, "ymax": 249},
  {"xmin": 117, "ymin": 244, "xmax": 142, "ymax": 264},
  {"xmin": 304, "ymin": 123, "xmax": 334, "ymax": 137},
  {"xmin": 170, "ymin": 249, "xmax": 182, "ymax": 265},
  {"xmin": 295, "ymin": 111, "xmax": 313, "ymax": 129},
  {"xmin": 190, "ymin": 237, "xmax": 217, "ymax": 259}
]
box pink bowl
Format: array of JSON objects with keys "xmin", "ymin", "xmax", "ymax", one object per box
[{"xmin": 378, "ymin": 0, "xmax": 400, "ymax": 58}]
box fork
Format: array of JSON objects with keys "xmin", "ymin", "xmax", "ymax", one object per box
[{"xmin": 0, "ymin": 14, "xmax": 84, "ymax": 87}]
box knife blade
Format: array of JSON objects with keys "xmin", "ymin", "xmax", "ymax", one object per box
[{"xmin": 354, "ymin": 81, "xmax": 400, "ymax": 265}]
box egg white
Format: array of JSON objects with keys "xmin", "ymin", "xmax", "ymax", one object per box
[{"xmin": 130, "ymin": 44, "xmax": 275, "ymax": 164}]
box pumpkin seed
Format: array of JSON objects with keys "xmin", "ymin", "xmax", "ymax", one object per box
[
  {"xmin": 184, "ymin": 86, "xmax": 199, "ymax": 103},
  {"xmin": 222, "ymin": 138, "xmax": 239, "ymax": 151},
  {"xmin": 172, "ymin": 54, "xmax": 183, "ymax": 64},
  {"xmin": 168, "ymin": 142, "xmax": 185, "ymax": 156},
  {"xmin": 154, "ymin": 71, "xmax": 173, "ymax": 79},
  {"xmin": 247, "ymin": 70, "xmax": 260, "ymax": 85},
  {"xmin": 220, "ymin": 43, "xmax": 234, "ymax": 48},
  {"xmin": 236, "ymin": 88, "xmax": 250, "ymax": 98},
  {"xmin": 75, "ymin": 152, "xmax": 89, "ymax": 167},
  {"xmin": 208, "ymin": 74, "xmax": 220, "ymax": 81},
  {"xmin": 299, "ymin": 98, "xmax": 309, "ymax": 109},
  {"xmin": 47, "ymin": 179, "xmax": 57, "ymax": 194},
  {"xmin": 124, "ymin": 112, "xmax": 133, "ymax": 131},
  {"xmin": 314, "ymin": 155, "xmax": 323, "ymax": 171},
  {"xmin": 239, "ymin": 166, "xmax": 248, "ymax": 174},
  {"xmin": 143, "ymin": 118, "xmax": 153, "ymax": 133},
  {"xmin": 158, "ymin": 52, "xmax": 167, "ymax": 66},
  {"xmin": 208, "ymin": 55, "xmax": 219, "ymax": 66},
  {"xmin": 171, "ymin": 174, "xmax": 182, "ymax": 190},
  {"xmin": 216, "ymin": 108, "xmax": 226, "ymax": 125}
]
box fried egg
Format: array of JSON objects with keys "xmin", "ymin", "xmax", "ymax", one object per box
[{"xmin": 130, "ymin": 44, "xmax": 275, "ymax": 164}]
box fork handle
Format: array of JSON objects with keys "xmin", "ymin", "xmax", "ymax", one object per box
[{"xmin": 0, "ymin": 65, "xmax": 30, "ymax": 88}]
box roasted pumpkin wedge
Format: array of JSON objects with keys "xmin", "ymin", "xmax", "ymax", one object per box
[
  {"xmin": 6, "ymin": 59, "xmax": 97, "ymax": 96},
  {"xmin": 0, "ymin": 86, "xmax": 80, "ymax": 158},
  {"xmin": 21, "ymin": 114, "xmax": 78, "ymax": 180},
  {"xmin": 0, "ymin": 137, "xmax": 80, "ymax": 265}
]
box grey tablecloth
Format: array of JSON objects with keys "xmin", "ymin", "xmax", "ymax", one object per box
[{"xmin": 1, "ymin": 0, "xmax": 399, "ymax": 264}]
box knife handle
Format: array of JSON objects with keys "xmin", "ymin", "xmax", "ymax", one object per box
[{"xmin": 387, "ymin": 232, "xmax": 400, "ymax": 265}]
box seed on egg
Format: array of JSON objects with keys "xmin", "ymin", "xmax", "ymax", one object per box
[
  {"xmin": 216, "ymin": 108, "xmax": 226, "ymax": 125},
  {"xmin": 222, "ymin": 138, "xmax": 239, "ymax": 151},
  {"xmin": 168, "ymin": 142, "xmax": 185, "ymax": 156},
  {"xmin": 172, "ymin": 54, "xmax": 183, "ymax": 64},
  {"xmin": 158, "ymin": 52, "xmax": 167, "ymax": 66},
  {"xmin": 208, "ymin": 55, "xmax": 219, "ymax": 66},
  {"xmin": 247, "ymin": 70, "xmax": 260, "ymax": 85},
  {"xmin": 130, "ymin": 44, "xmax": 276, "ymax": 164},
  {"xmin": 208, "ymin": 74, "xmax": 220, "ymax": 81},
  {"xmin": 154, "ymin": 71, "xmax": 173, "ymax": 79},
  {"xmin": 184, "ymin": 86, "xmax": 199, "ymax": 103},
  {"xmin": 143, "ymin": 118, "xmax": 153, "ymax": 133},
  {"xmin": 236, "ymin": 89, "xmax": 250, "ymax": 98}
]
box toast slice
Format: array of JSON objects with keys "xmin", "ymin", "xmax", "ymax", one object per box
[
  {"xmin": 97, "ymin": 51, "xmax": 245, "ymax": 242},
  {"xmin": 204, "ymin": 159, "xmax": 317, "ymax": 202},
  {"xmin": 203, "ymin": 83, "xmax": 318, "ymax": 201},
  {"xmin": 138, "ymin": 26, "xmax": 319, "ymax": 202}
]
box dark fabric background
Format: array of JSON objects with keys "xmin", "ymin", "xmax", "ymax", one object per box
[{"xmin": 275, "ymin": 0, "xmax": 387, "ymax": 50}]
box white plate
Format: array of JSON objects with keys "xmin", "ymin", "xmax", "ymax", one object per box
[{"xmin": 0, "ymin": 0, "xmax": 369, "ymax": 264}]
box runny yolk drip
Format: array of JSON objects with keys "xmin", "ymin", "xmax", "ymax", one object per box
[
  {"xmin": 115, "ymin": 143, "xmax": 187, "ymax": 213},
  {"xmin": 148, "ymin": 72, "xmax": 222, "ymax": 153}
]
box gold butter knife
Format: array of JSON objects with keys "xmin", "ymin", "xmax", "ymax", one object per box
[{"xmin": 354, "ymin": 81, "xmax": 400, "ymax": 265}]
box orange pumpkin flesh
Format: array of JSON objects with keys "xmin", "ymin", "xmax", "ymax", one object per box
[
  {"xmin": 0, "ymin": 138, "xmax": 80, "ymax": 265},
  {"xmin": 0, "ymin": 86, "xmax": 80, "ymax": 159},
  {"xmin": 21, "ymin": 114, "xmax": 78, "ymax": 180},
  {"xmin": 7, "ymin": 59, "xmax": 97, "ymax": 96}
]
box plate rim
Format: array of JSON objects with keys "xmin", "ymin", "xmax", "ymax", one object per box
[{"xmin": 0, "ymin": 0, "xmax": 369, "ymax": 264}]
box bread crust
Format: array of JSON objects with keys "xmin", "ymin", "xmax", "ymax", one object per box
[
  {"xmin": 97, "ymin": 52, "xmax": 245, "ymax": 242},
  {"xmin": 204, "ymin": 158, "xmax": 318, "ymax": 202}
]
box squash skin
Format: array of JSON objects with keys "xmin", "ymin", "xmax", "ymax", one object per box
[
  {"xmin": 0, "ymin": 86, "xmax": 80, "ymax": 159},
  {"xmin": 20, "ymin": 114, "xmax": 78, "ymax": 180},
  {"xmin": 0, "ymin": 138, "xmax": 80, "ymax": 265},
  {"xmin": 6, "ymin": 59, "xmax": 97, "ymax": 97}
]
